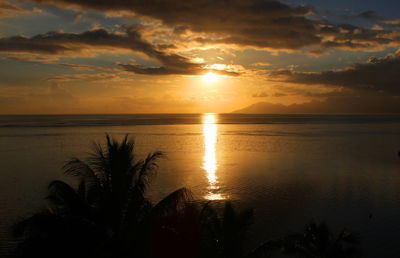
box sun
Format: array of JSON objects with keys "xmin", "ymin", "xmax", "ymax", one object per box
[{"xmin": 202, "ymin": 72, "xmax": 218, "ymax": 83}]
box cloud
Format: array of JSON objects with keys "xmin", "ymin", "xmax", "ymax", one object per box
[
  {"xmin": 252, "ymin": 92, "xmax": 269, "ymax": 98},
  {"xmin": 272, "ymin": 84, "xmax": 348, "ymax": 98},
  {"xmin": 45, "ymin": 73, "xmax": 125, "ymax": 82},
  {"xmin": 250, "ymin": 62, "xmax": 272, "ymax": 68},
  {"xmin": 384, "ymin": 19, "xmax": 400, "ymax": 27},
  {"xmin": 270, "ymin": 52, "xmax": 400, "ymax": 94},
  {"xmin": 0, "ymin": 26, "xmax": 175, "ymax": 56},
  {"xmin": 118, "ymin": 60, "xmax": 239, "ymax": 76},
  {"xmin": 273, "ymin": 92, "xmax": 287, "ymax": 97},
  {"xmin": 119, "ymin": 54, "xmax": 240, "ymax": 76},
  {"xmin": 0, "ymin": 0, "xmax": 42, "ymax": 19},
  {"xmin": 340, "ymin": 10, "xmax": 382, "ymax": 22},
  {"xmin": 342, "ymin": 10, "xmax": 400, "ymax": 30},
  {"xmin": 3, "ymin": 54, "xmax": 122, "ymax": 72},
  {"xmin": 318, "ymin": 23, "xmax": 398, "ymax": 51},
  {"xmin": 0, "ymin": 26, "xmax": 237, "ymax": 75},
  {"xmin": 73, "ymin": 11, "xmax": 83, "ymax": 23},
  {"xmin": 3, "ymin": 54, "xmax": 59, "ymax": 62},
  {"xmin": 26, "ymin": 0, "xmax": 400, "ymax": 52},
  {"xmin": 357, "ymin": 10, "xmax": 383, "ymax": 22}
]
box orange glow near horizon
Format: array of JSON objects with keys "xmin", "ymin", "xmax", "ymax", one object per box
[{"xmin": 202, "ymin": 113, "xmax": 226, "ymax": 200}]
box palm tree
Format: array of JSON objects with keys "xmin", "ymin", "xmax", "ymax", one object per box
[
  {"xmin": 14, "ymin": 134, "xmax": 192, "ymax": 258},
  {"xmin": 277, "ymin": 220, "xmax": 359, "ymax": 258},
  {"xmin": 13, "ymin": 209, "xmax": 109, "ymax": 258},
  {"xmin": 61, "ymin": 134, "xmax": 165, "ymax": 238},
  {"xmin": 199, "ymin": 202, "xmax": 254, "ymax": 258}
]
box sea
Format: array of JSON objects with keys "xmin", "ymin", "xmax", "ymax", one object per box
[{"xmin": 0, "ymin": 114, "xmax": 399, "ymax": 257}]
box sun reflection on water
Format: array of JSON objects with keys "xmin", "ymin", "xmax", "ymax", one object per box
[{"xmin": 202, "ymin": 113, "xmax": 225, "ymax": 200}]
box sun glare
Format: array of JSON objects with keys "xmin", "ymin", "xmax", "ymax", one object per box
[
  {"xmin": 202, "ymin": 113, "xmax": 226, "ymax": 200},
  {"xmin": 202, "ymin": 72, "xmax": 218, "ymax": 83}
]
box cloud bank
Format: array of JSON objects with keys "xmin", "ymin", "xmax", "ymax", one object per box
[
  {"xmin": 25, "ymin": 0, "xmax": 400, "ymax": 51},
  {"xmin": 0, "ymin": 26, "xmax": 231, "ymax": 75},
  {"xmin": 271, "ymin": 52, "xmax": 400, "ymax": 94}
]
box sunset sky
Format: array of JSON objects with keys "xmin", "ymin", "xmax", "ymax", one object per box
[{"xmin": 1, "ymin": 0, "xmax": 400, "ymax": 113}]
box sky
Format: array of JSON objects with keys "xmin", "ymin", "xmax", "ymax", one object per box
[{"xmin": 1, "ymin": 0, "xmax": 400, "ymax": 114}]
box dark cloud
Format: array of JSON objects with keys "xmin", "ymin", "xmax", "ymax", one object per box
[
  {"xmin": 342, "ymin": 10, "xmax": 400, "ymax": 30},
  {"xmin": 3, "ymin": 55, "xmax": 118, "ymax": 72},
  {"xmin": 271, "ymin": 52, "xmax": 400, "ymax": 94},
  {"xmin": 118, "ymin": 44, "xmax": 209, "ymax": 75},
  {"xmin": 45, "ymin": 73, "xmax": 122, "ymax": 82},
  {"xmin": 27, "ymin": 0, "xmax": 400, "ymax": 51},
  {"xmin": 3, "ymin": 55, "xmax": 57, "ymax": 62},
  {"xmin": 276, "ymin": 85, "xmax": 347, "ymax": 98},
  {"xmin": 341, "ymin": 10, "xmax": 383, "ymax": 22},
  {"xmin": 0, "ymin": 28, "xmax": 152, "ymax": 54},
  {"xmin": 28, "ymin": 0, "xmax": 320, "ymax": 50},
  {"xmin": 119, "ymin": 63, "xmax": 238, "ymax": 76},
  {"xmin": 0, "ymin": 0, "xmax": 22, "ymax": 11},
  {"xmin": 0, "ymin": 27, "xmax": 229, "ymax": 75},
  {"xmin": 357, "ymin": 10, "xmax": 383, "ymax": 21},
  {"xmin": 118, "ymin": 64, "xmax": 197, "ymax": 75},
  {"xmin": 0, "ymin": 0, "xmax": 37, "ymax": 18},
  {"xmin": 318, "ymin": 23, "xmax": 396, "ymax": 50}
]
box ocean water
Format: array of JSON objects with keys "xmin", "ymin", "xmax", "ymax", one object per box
[{"xmin": 0, "ymin": 114, "xmax": 400, "ymax": 257}]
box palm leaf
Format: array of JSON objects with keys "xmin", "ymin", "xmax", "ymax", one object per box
[
  {"xmin": 150, "ymin": 188, "xmax": 192, "ymax": 219},
  {"xmin": 246, "ymin": 239, "xmax": 283, "ymax": 258},
  {"xmin": 134, "ymin": 151, "xmax": 164, "ymax": 197},
  {"xmin": 63, "ymin": 158, "xmax": 101, "ymax": 191},
  {"xmin": 45, "ymin": 180, "xmax": 89, "ymax": 216},
  {"xmin": 88, "ymin": 142, "xmax": 110, "ymax": 184}
]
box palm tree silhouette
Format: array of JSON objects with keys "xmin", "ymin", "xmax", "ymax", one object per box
[
  {"xmin": 14, "ymin": 134, "xmax": 192, "ymax": 258},
  {"xmin": 277, "ymin": 220, "xmax": 359, "ymax": 258},
  {"xmin": 13, "ymin": 209, "xmax": 108, "ymax": 258},
  {"xmin": 61, "ymin": 134, "xmax": 165, "ymax": 238},
  {"xmin": 199, "ymin": 202, "xmax": 254, "ymax": 258}
]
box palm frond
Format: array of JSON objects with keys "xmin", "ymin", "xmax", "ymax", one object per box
[
  {"xmin": 63, "ymin": 157, "xmax": 104, "ymax": 207},
  {"xmin": 63, "ymin": 158, "xmax": 101, "ymax": 190},
  {"xmin": 150, "ymin": 188, "xmax": 192, "ymax": 219},
  {"xmin": 88, "ymin": 142, "xmax": 110, "ymax": 184},
  {"xmin": 46, "ymin": 180, "xmax": 84, "ymax": 214},
  {"xmin": 134, "ymin": 151, "xmax": 164, "ymax": 196},
  {"xmin": 127, "ymin": 160, "xmax": 144, "ymax": 184},
  {"xmin": 247, "ymin": 239, "xmax": 283, "ymax": 258},
  {"xmin": 199, "ymin": 202, "xmax": 219, "ymax": 226}
]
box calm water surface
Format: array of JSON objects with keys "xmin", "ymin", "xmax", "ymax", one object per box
[{"xmin": 0, "ymin": 114, "xmax": 400, "ymax": 257}]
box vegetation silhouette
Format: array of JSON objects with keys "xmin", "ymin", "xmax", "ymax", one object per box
[
  {"xmin": 251, "ymin": 220, "xmax": 360, "ymax": 258},
  {"xmin": 12, "ymin": 134, "xmax": 359, "ymax": 258},
  {"xmin": 281, "ymin": 220, "xmax": 359, "ymax": 257},
  {"xmin": 196, "ymin": 202, "xmax": 253, "ymax": 258},
  {"xmin": 13, "ymin": 134, "xmax": 193, "ymax": 258}
]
